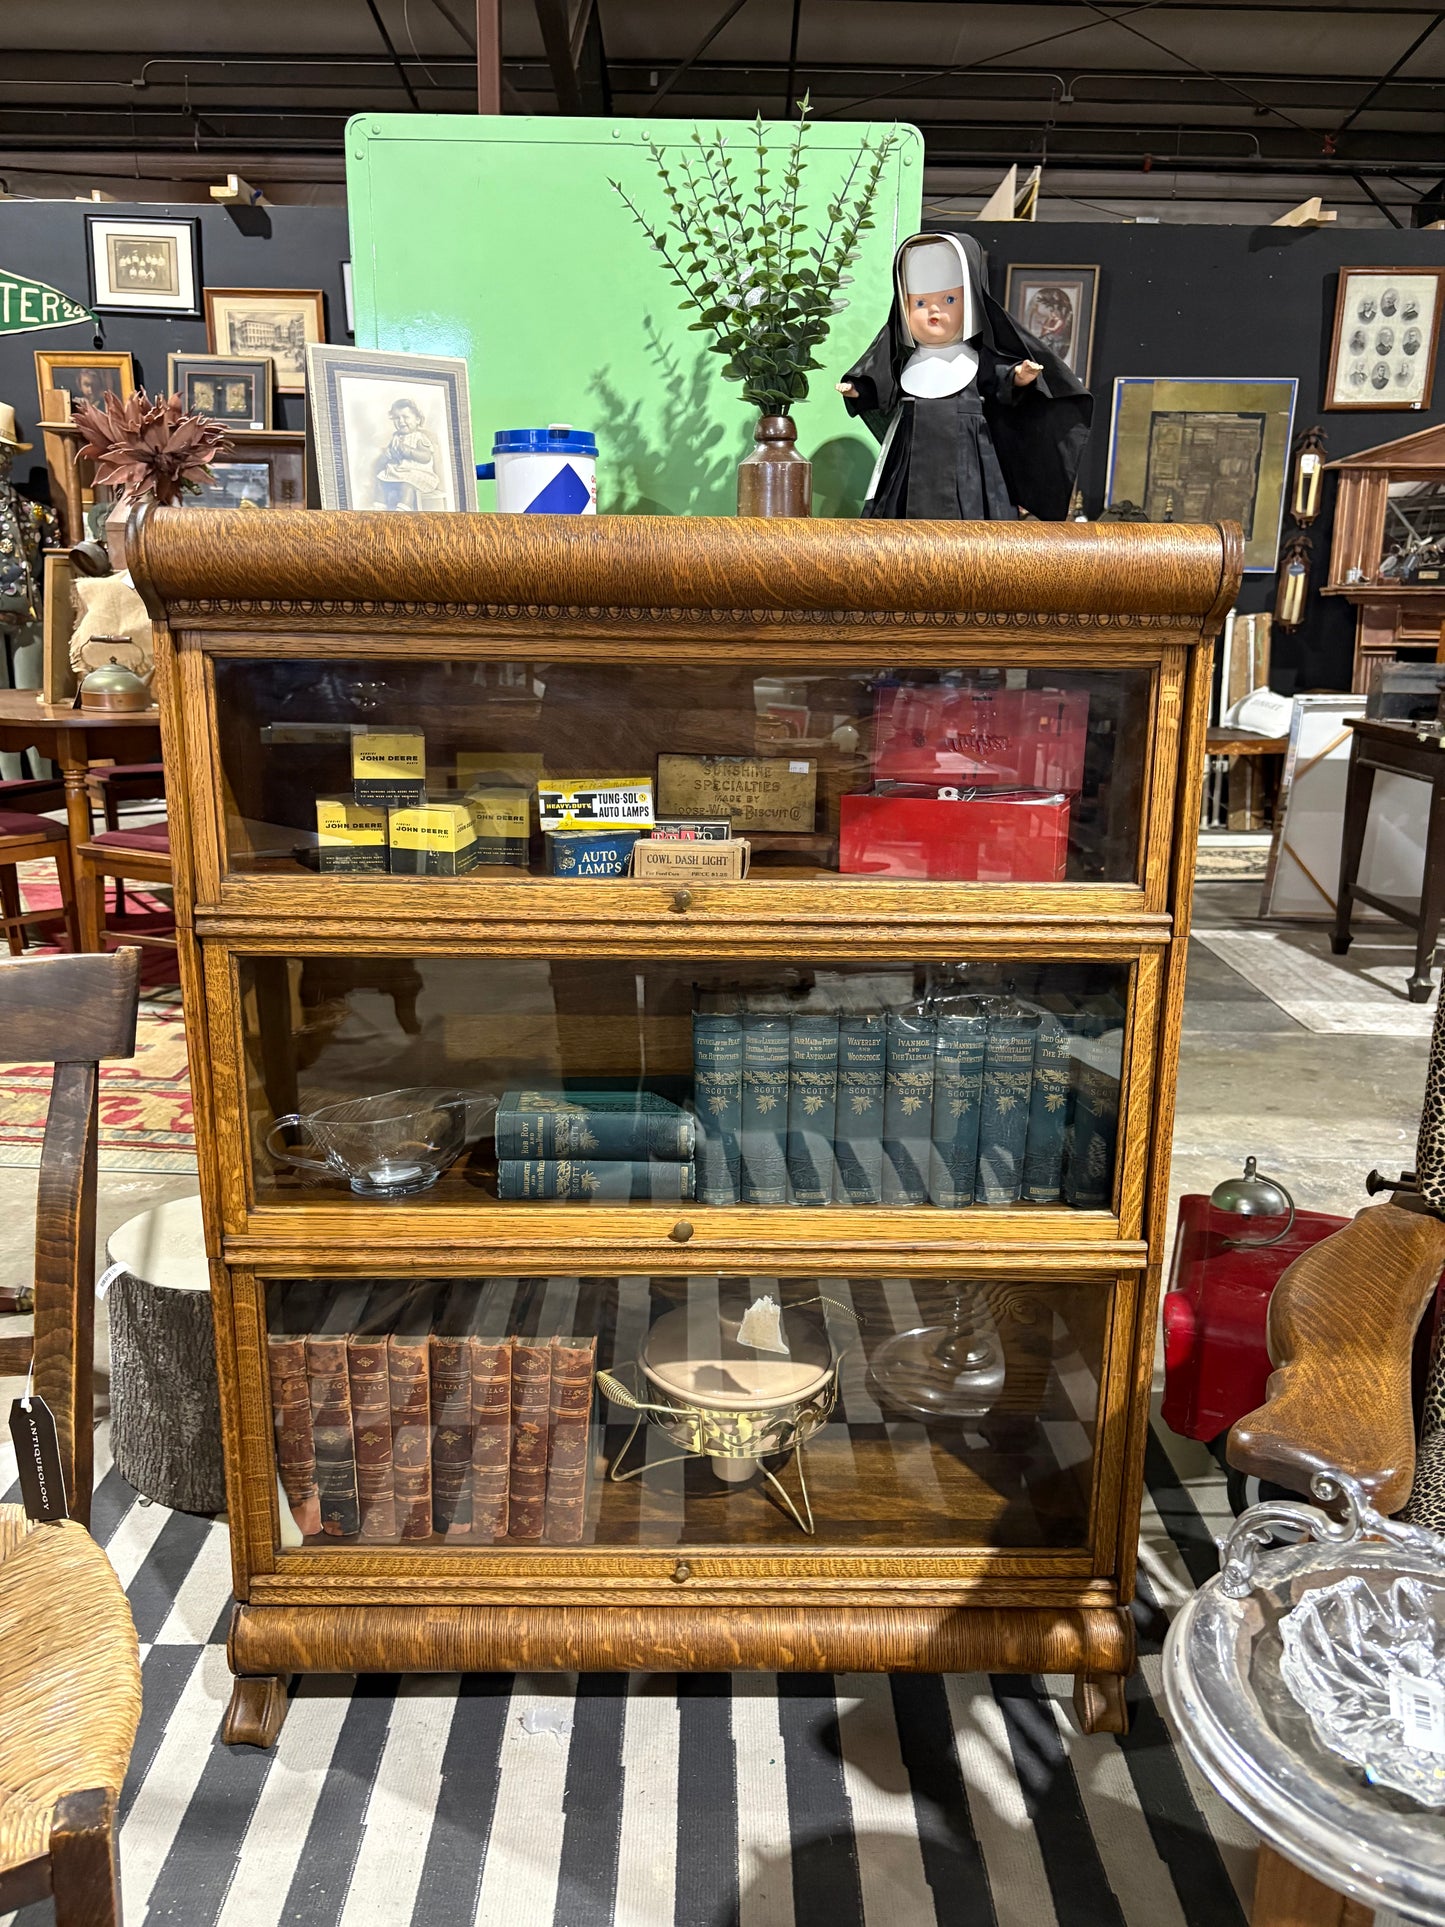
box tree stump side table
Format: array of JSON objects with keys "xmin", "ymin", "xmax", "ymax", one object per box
[
  {"xmin": 1332, "ymin": 716, "xmax": 1445, "ymax": 1004},
  {"xmin": 106, "ymin": 1195, "xmax": 226, "ymax": 1515}
]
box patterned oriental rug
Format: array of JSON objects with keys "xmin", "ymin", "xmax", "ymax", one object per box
[{"xmin": 0, "ymin": 868, "xmax": 194, "ymax": 1172}]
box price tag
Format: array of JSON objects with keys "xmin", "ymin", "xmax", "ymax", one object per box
[
  {"xmin": 789, "ymin": 760, "xmax": 810, "ymax": 774},
  {"xmin": 8, "ymin": 1394, "xmax": 68, "ymax": 1523},
  {"xmin": 1389, "ymin": 1669, "xmax": 1445, "ymax": 1754}
]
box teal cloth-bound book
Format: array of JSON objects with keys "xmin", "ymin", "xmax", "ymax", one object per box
[
  {"xmin": 495, "ymin": 1089, "xmax": 695, "ymax": 1161},
  {"xmin": 691, "ymin": 1013, "xmax": 743, "ymax": 1205},
  {"xmin": 882, "ymin": 1010, "xmax": 935, "ymax": 1206},
  {"xmin": 1022, "ymin": 1014, "xmax": 1072, "ymax": 1203},
  {"xmin": 740, "ymin": 1014, "xmax": 791, "ymax": 1205},
  {"xmin": 786, "ymin": 1014, "xmax": 839, "ymax": 1206},
  {"xmin": 976, "ymin": 1011, "xmax": 1035, "ymax": 1205},
  {"xmin": 834, "ymin": 1014, "xmax": 886, "ymax": 1205},
  {"xmin": 497, "ymin": 1159, "xmax": 695, "ymax": 1200},
  {"xmin": 929, "ymin": 1011, "xmax": 987, "ymax": 1207},
  {"xmin": 1062, "ymin": 1028, "xmax": 1122, "ymax": 1208}
]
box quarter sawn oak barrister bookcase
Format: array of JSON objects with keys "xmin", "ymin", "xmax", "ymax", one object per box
[{"xmin": 130, "ymin": 505, "xmax": 1241, "ymax": 1747}]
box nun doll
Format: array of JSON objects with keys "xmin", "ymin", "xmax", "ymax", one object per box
[{"xmin": 837, "ymin": 231, "xmax": 1092, "ymax": 521}]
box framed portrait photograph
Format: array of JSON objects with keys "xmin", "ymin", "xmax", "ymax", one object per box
[
  {"xmin": 205, "ymin": 288, "xmax": 325, "ymax": 395},
  {"xmin": 1325, "ymin": 267, "xmax": 1445, "ymax": 412},
  {"xmin": 167, "ymin": 354, "xmax": 273, "ymax": 430},
  {"xmin": 305, "ymin": 344, "xmax": 477, "ymax": 512},
  {"xmin": 1104, "ymin": 376, "xmax": 1298, "ymax": 572},
  {"xmin": 86, "ymin": 216, "xmax": 200, "ymax": 315},
  {"xmin": 34, "ymin": 349, "xmax": 135, "ymax": 418},
  {"xmin": 1003, "ymin": 264, "xmax": 1099, "ymax": 383}
]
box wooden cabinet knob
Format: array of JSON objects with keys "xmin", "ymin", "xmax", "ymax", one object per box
[
  {"xmin": 670, "ymin": 1219, "xmax": 694, "ymax": 1243},
  {"xmin": 671, "ymin": 889, "xmax": 692, "ymax": 912},
  {"xmin": 672, "ymin": 1560, "xmax": 691, "ymax": 1584}
]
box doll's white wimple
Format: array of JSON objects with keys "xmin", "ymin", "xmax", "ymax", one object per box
[{"xmin": 837, "ymin": 230, "xmax": 1093, "ymax": 522}]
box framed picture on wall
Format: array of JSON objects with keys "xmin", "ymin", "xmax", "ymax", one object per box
[
  {"xmin": 305, "ymin": 344, "xmax": 477, "ymax": 512},
  {"xmin": 205, "ymin": 287, "xmax": 325, "ymax": 394},
  {"xmin": 1325, "ymin": 267, "xmax": 1445, "ymax": 412},
  {"xmin": 85, "ymin": 216, "xmax": 200, "ymax": 315},
  {"xmin": 1103, "ymin": 375, "xmax": 1298, "ymax": 572},
  {"xmin": 167, "ymin": 354, "xmax": 273, "ymax": 429},
  {"xmin": 1002, "ymin": 264, "xmax": 1099, "ymax": 383},
  {"xmin": 34, "ymin": 349, "xmax": 135, "ymax": 417}
]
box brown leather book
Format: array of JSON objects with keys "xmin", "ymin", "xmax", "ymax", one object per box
[
  {"xmin": 348, "ymin": 1331, "xmax": 397, "ymax": 1542},
  {"xmin": 308, "ymin": 1360, "xmax": 358, "ymax": 1535},
  {"xmin": 469, "ymin": 1336, "xmax": 513, "ymax": 1540},
  {"xmin": 544, "ymin": 1334, "xmax": 596, "ymax": 1544},
  {"xmin": 388, "ymin": 1286, "xmax": 437, "ymax": 1541},
  {"xmin": 508, "ymin": 1340, "xmax": 553, "ymax": 1541},
  {"xmin": 430, "ymin": 1282, "xmax": 475, "ymax": 1538},
  {"xmin": 268, "ymin": 1326, "xmax": 322, "ymax": 1538}
]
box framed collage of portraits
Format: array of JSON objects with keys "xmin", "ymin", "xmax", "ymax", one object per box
[
  {"xmin": 167, "ymin": 354, "xmax": 274, "ymax": 431},
  {"xmin": 1325, "ymin": 267, "xmax": 1445, "ymax": 412}
]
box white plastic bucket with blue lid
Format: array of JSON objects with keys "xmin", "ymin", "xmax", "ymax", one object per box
[{"xmin": 477, "ymin": 424, "xmax": 598, "ymax": 514}]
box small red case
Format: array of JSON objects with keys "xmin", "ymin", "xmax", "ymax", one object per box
[{"xmin": 839, "ymin": 786, "xmax": 1070, "ymax": 882}]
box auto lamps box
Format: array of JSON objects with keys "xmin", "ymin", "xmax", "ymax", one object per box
[
  {"xmin": 839, "ymin": 786, "xmax": 1070, "ymax": 881},
  {"xmin": 872, "ymin": 681, "xmax": 1089, "ymax": 792}
]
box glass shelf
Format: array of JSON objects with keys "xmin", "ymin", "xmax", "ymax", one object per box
[
  {"xmin": 237, "ymin": 955, "xmax": 1127, "ymax": 1213},
  {"xmin": 212, "ymin": 657, "xmax": 1151, "ymax": 887},
  {"xmin": 265, "ymin": 1272, "xmax": 1110, "ymax": 1555}
]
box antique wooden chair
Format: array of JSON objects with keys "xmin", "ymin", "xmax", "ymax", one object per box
[
  {"xmin": 0, "ymin": 806, "xmax": 81, "ymax": 956},
  {"xmin": 76, "ymin": 821, "xmax": 173, "ymax": 954},
  {"xmin": 0, "ymin": 948, "xmax": 144, "ymax": 1926}
]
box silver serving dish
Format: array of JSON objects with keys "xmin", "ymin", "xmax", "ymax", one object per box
[{"xmin": 1165, "ymin": 1473, "xmax": 1445, "ymax": 1921}]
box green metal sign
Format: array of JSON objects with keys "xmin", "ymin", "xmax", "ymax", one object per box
[{"xmin": 0, "ymin": 269, "xmax": 92, "ymax": 335}]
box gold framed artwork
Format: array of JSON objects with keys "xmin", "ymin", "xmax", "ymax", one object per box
[
  {"xmin": 205, "ymin": 288, "xmax": 324, "ymax": 394},
  {"xmin": 1103, "ymin": 376, "xmax": 1298, "ymax": 572},
  {"xmin": 1003, "ymin": 264, "xmax": 1099, "ymax": 383},
  {"xmin": 34, "ymin": 349, "xmax": 135, "ymax": 417},
  {"xmin": 85, "ymin": 215, "xmax": 200, "ymax": 315},
  {"xmin": 1325, "ymin": 267, "xmax": 1445, "ymax": 412},
  {"xmin": 167, "ymin": 353, "xmax": 273, "ymax": 429}
]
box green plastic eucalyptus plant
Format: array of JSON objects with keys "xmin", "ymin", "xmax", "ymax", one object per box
[{"xmin": 611, "ymin": 99, "xmax": 900, "ymax": 418}]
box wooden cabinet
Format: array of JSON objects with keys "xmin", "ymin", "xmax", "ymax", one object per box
[
  {"xmin": 130, "ymin": 505, "xmax": 1240, "ymax": 1747},
  {"xmin": 1324, "ymin": 421, "xmax": 1445, "ymax": 692}
]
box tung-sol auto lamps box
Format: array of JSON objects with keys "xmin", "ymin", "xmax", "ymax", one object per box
[
  {"xmin": 388, "ymin": 799, "xmax": 480, "ymax": 875},
  {"xmin": 352, "ymin": 731, "xmax": 427, "ymax": 807},
  {"xmin": 314, "ymin": 796, "xmax": 388, "ymax": 874}
]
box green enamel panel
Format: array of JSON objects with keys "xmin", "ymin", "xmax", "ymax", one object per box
[{"xmin": 346, "ymin": 113, "xmax": 922, "ymax": 517}]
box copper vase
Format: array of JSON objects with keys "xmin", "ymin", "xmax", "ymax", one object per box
[{"xmin": 736, "ymin": 415, "xmax": 812, "ymax": 518}]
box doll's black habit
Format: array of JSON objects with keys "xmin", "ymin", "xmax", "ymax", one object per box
[{"xmin": 841, "ymin": 231, "xmax": 1092, "ymax": 521}]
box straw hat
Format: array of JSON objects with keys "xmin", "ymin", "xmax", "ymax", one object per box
[{"xmin": 0, "ymin": 404, "xmax": 32, "ymax": 451}]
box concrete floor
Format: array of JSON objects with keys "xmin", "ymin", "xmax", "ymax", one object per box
[{"xmin": 0, "ymin": 878, "xmax": 1430, "ymax": 1409}]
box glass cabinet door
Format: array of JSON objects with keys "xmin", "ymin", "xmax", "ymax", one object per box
[
  {"xmin": 265, "ymin": 1271, "xmax": 1119, "ymax": 1556},
  {"xmin": 235, "ymin": 955, "xmax": 1129, "ymax": 1214},
  {"xmin": 211, "ymin": 656, "xmax": 1155, "ymax": 885}
]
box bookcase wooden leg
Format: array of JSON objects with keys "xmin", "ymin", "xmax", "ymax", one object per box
[
  {"xmin": 223, "ymin": 1673, "xmax": 290, "ymax": 1749},
  {"xmin": 1073, "ymin": 1669, "xmax": 1129, "ymax": 1734}
]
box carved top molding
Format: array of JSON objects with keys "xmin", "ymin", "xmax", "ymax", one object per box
[{"xmin": 129, "ymin": 506, "xmax": 1243, "ymax": 636}]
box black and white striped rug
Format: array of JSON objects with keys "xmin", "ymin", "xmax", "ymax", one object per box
[{"xmin": 0, "ymin": 1423, "xmax": 1408, "ymax": 1927}]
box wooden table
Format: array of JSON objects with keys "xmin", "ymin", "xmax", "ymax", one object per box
[
  {"xmin": 1332, "ymin": 716, "xmax": 1445, "ymax": 1003},
  {"xmin": 0, "ymin": 689, "xmax": 161, "ymax": 875},
  {"xmin": 1205, "ymin": 727, "xmax": 1289, "ymax": 832}
]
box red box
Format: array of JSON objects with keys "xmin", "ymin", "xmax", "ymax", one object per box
[
  {"xmin": 872, "ymin": 682, "xmax": 1090, "ymax": 792},
  {"xmin": 839, "ymin": 786, "xmax": 1070, "ymax": 881}
]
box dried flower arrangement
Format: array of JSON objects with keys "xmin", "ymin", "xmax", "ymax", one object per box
[{"xmin": 74, "ymin": 389, "xmax": 231, "ymax": 505}]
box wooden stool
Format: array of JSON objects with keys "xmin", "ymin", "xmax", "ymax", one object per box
[
  {"xmin": 105, "ymin": 1195, "xmax": 225, "ymax": 1515},
  {"xmin": 1332, "ymin": 717, "xmax": 1445, "ymax": 1003},
  {"xmin": 0, "ymin": 809, "xmax": 81, "ymax": 955},
  {"xmin": 75, "ymin": 821, "xmax": 172, "ymax": 954}
]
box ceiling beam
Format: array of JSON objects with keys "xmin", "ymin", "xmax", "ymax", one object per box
[
  {"xmin": 362, "ymin": 0, "xmax": 422, "ymax": 110},
  {"xmin": 1335, "ymin": 8, "xmax": 1445, "ymax": 135},
  {"xmin": 647, "ymin": 0, "xmax": 752, "ymax": 109},
  {"xmin": 533, "ymin": 0, "xmax": 583, "ymax": 113}
]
